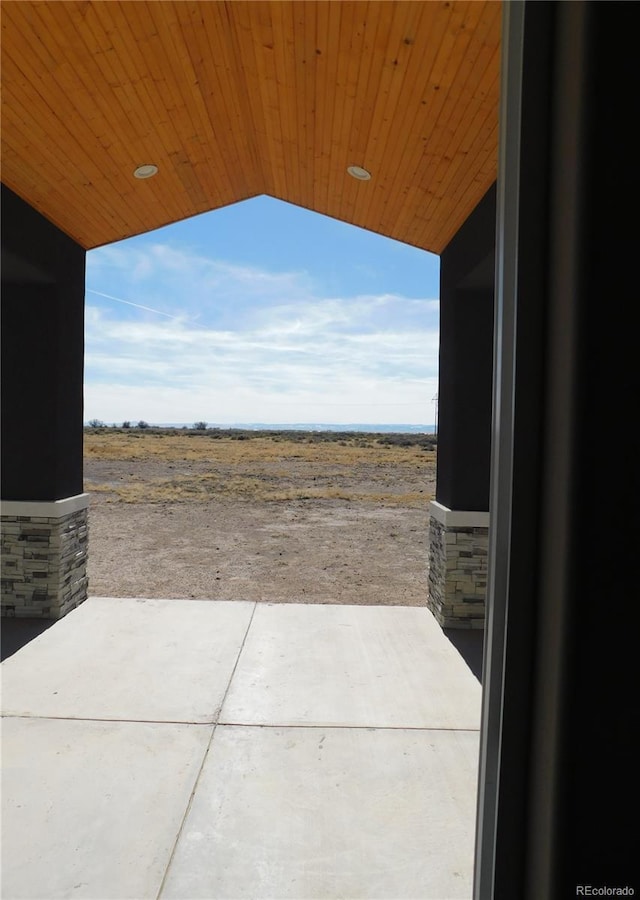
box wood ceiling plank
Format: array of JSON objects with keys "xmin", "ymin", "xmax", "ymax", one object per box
[
  {"xmin": 402, "ymin": 2, "xmax": 500, "ymax": 234},
  {"xmin": 376, "ymin": 3, "xmax": 500, "ymax": 249},
  {"xmin": 347, "ymin": 1, "xmax": 396, "ymax": 223},
  {"xmin": 291, "ymin": 0, "xmax": 318, "ymax": 212},
  {"xmin": 323, "ymin": 0, "xmax": 358, "ymax": 217},
  {"xmin": 250, "ymin": 1, "xmax": 289, "ymax": 200},
  {"xmin": 435, "ymin": 1, "xmax": 500, "ymax": 139},
  {"xmin": 437, "ymin": 146, "xmax": 496, "ymax": 248},
  {"xmin": 273, "ymin": 0, "xmax": 305, "ymax": 208},
  {"xmin": 143, "ymin": 1, "xmax": 235, "ymax": 212},
  {"xmin": 384, "ymin": 21, "xmax": 496, "ymax": 250},
  {"xmin": 1, "ymin": 4, "xmax": 156, "ymax": 242},
  {"xmin": 415, "ymin": 56, "xmax": 500, "ymax": 241},
  {"xmin": 269, "ymin": 0, "xmax": 300, "ymax": 204},
  {"xmin": 51, "ymin": 0, "xmax": 186, "ymax": 229},
  {"xmin": 354, "ymin": 1, "xmax": 432, "ymax": 232},
  {"xmin": 1, "ymin": 6, "xmax": 113, "ymax": 170},
  {"xmin": 171, "ymin": 1, "xmax": 261, "ymax": 201},
  {"xmin": 328, "ymin": 0, "xmax": 375, "ymax": 226},
  {"xmin": 400, "ymin": 97, "xmax": 497, "ymax": 254},
  {"xmin": 226, "ymin": 6, "xmax": 275, "ymax": 197},
  {"xmin": 100, "ymin": 0, "xmax": 210, "ymax": 218},
  {"xmin": 60, "ymin": 5, "xmax": 158, "ymax": 148},
  {"xmin": 0, "ymin": 120, "xmax": 117, "ymax": 247},
  {"xmin": 428, "ymin": 107, "xmax": 498, "ymax": 246},
  {"xmin": 311, "ymin": 0, "xmax": 343, "ymax": 215},
  {"xmin": 380, "ymin": 0, "xmax": 478, "ymax": 232},
  {"xmin": 223, "ymin": 2, "xmax": 270, "ymax": 194},
  {"xmin": 1, "ymin": 0, "xmax": 501, "ymax": 253},
  {"xmin": 441, "ymin": 128, "xmax": 497, "ymax": 244},
  {"xmin": 58, "ymin": 0, "xmax": 182, "ymax": 210},
  {"xmin": 200, "ymin": 1, "xmax": 260, "ymax": 180}
]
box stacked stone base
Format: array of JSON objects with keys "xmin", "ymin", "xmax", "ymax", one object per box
[
  {"xmin": 428, "ymin": 501, "xmax": 489, "ymax": 629},
  {"xmin": 1, "ymin": 494, "xmax": 88, "ymax": 619}
]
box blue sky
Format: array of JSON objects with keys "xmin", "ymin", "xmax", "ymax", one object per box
[{"xmin": 84, "ymin": 196, "xmax": 440, "ymax": 426}]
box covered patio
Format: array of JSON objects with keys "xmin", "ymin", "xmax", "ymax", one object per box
[
  {"xmin": 2, "ymin": 597, "xmax": 481, "ymax": 898},
  {"xmin": 2, "ymin": 1, "xmax": 636, "ymax": 896}
]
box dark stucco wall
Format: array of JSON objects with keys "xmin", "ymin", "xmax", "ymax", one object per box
[
  {"xmin": 1, "ymin": 184, "xmax": 86, "ymax": 501},
  {"xmin": 436, "ymin": 183, "xmax": 496, "ymax": 511}
]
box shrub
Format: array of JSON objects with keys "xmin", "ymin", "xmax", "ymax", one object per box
[
  {"xmin": 88, "ymin": 419, "xmax": 104, "ymax": 428},
  {"xmin": 137, "ymin": 420, "xmax": 149, "ymax": 429},
  {"xmin": 193, "ymin": 421, "xmax": 208, "ymax": 430}
]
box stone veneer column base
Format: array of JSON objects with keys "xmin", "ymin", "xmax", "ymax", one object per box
[
  {"xmin": 428, "ymin": 500, "xmax": 489, "ymax": 630},
  {"xmin": 1, "ymin": 494, "xmax": 89, "ymax": 619}
]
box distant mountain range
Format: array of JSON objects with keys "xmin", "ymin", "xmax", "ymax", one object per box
[{"xmin": 157, "ymin": 423, "xmax": 436, "ymax": 433}]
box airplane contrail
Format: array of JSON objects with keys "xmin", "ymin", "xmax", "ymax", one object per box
[{"xmin": 86, "ymin": 288, "xmax": 200, "ymax": 324}]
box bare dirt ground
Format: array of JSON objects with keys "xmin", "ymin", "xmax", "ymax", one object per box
[{"xmin": 84, "ymin": 430, "xmax": 436, "ymax": 606}]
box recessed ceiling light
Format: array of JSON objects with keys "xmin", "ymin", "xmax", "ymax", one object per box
[
  {"xmin": 133, "ymin": 164, "xmax": 158, "ymax": 179},
  {"xmin": 347, "ymin": 165, "xmax": 372, "ymax": 181}
]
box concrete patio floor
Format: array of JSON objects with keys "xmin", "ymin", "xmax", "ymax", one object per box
[{"xmin": 1, "ymin": 598, "xmax": 482, "ymax": 899}]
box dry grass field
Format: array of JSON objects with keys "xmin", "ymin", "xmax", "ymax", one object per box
[{"xmin": 84, "ymin": 429, "xmax": 436, "ymax": 605}]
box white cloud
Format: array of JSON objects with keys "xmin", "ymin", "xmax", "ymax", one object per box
[
  {"xmin": 85, "ymin": 244, "xmax": 439, "ymax": 424},
  {"xmin": 87, "ymin": 242, "xmax": 312, "ymax": 319}
]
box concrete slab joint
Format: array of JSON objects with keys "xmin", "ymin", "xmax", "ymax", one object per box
[
  {"xmin": 1, "ymin": 494, "xmax": 89, "ymax": 619},
  {"xmin": 428, "ymin": 500, "xmax": 489, "ymax": 629},
  {"xmin": 0, "ymin": 599, "xmax": 481, "ymax": 899}
]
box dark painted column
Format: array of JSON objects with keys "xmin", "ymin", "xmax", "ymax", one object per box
[
  {"xmin": 2, "ymin": 185, "xmax": 85, "ymax": 502},
  {"xmin": 1, "ymin": 184, "xmax": 88, "ymax": 618},
  {"xmin": 427, "ymin": 186, "xmax": 495, "ymax": 629},
  {"xmin": 437, "ymin": 185, "xmax": 496, "ymax": 513}
]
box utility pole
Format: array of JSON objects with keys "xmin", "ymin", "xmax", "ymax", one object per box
[{"xmin": 432, "ymin": 393, "xmax": 438, "ymax": 435}]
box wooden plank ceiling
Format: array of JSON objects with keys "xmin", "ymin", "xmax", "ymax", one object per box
[{"xmin": 1, "ymin": 0, "xmax": 501, "ymax": 254}]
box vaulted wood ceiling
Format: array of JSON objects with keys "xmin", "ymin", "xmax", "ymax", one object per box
[{"xmin": 1, "ymin": 1, "xmax": 501, "ymax": 254}]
